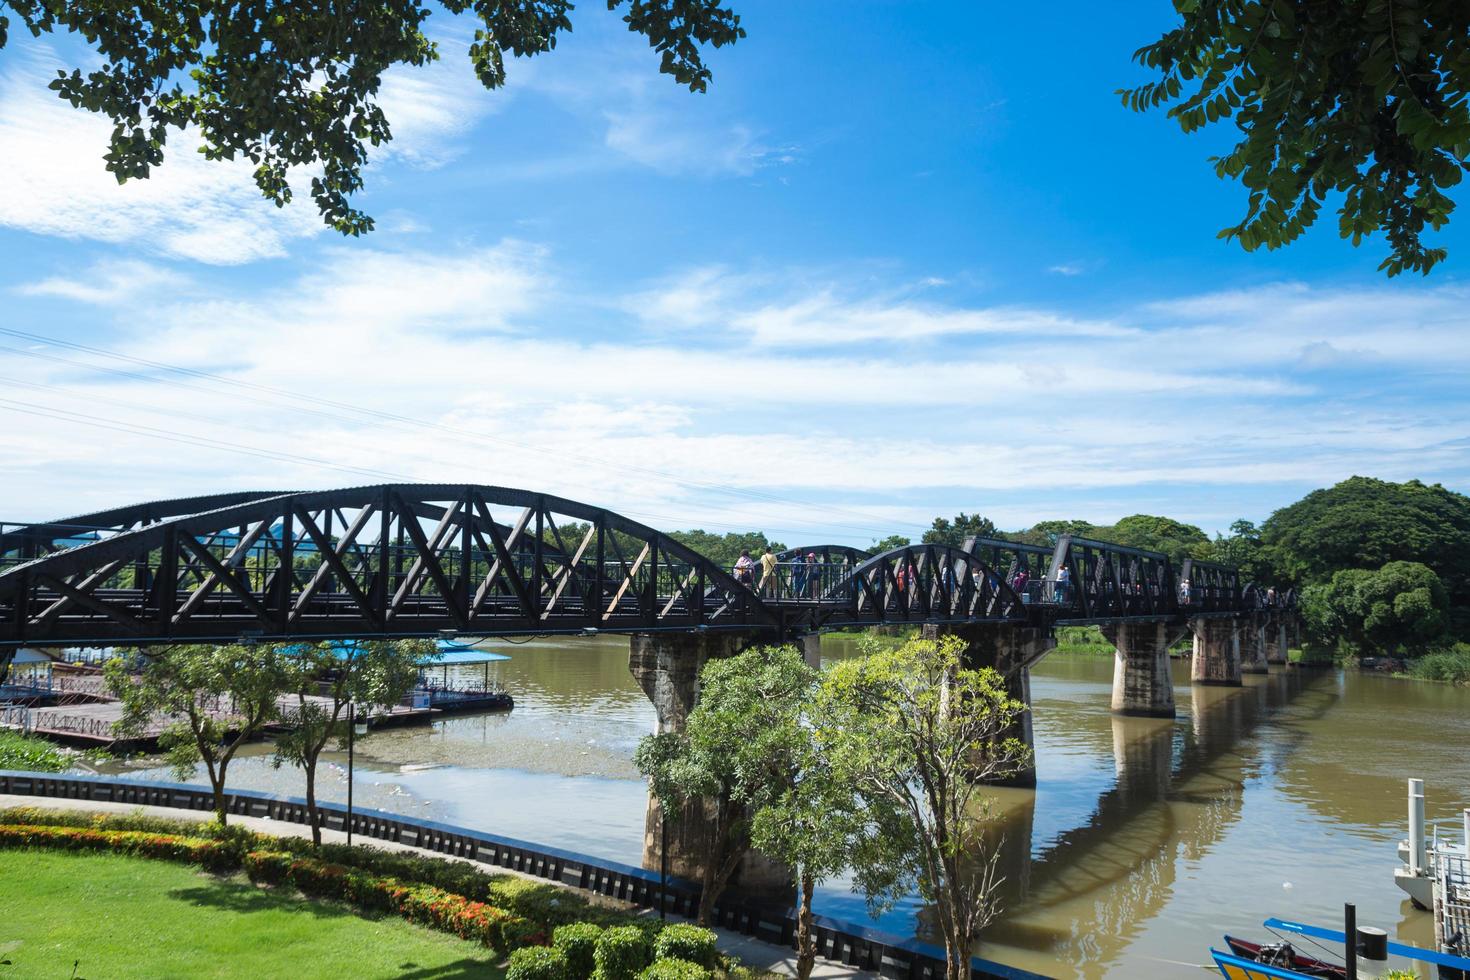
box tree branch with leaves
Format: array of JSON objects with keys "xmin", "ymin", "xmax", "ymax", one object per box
[
  {"xmin": 273, "ymin": 638, "xmax": 432, "ymax": 846},
  {"xmin": 1124, "ymin": 1, "xmax": 1470, "ymax": 275},
  {"xmin": 0, "ymin": 0, "xmax": 744, "ymax": 235},
  {"xmin": 106, "ymin": 642, "xmax": 293, "ymax": 825},
  {"xmin": 814, "ymin": 635, "xmax": 1031, "ymax": 980}
]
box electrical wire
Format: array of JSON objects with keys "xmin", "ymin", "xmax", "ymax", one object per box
[{"xmin": 0, "ymin": 326, "xmax": 925, "ymax": 537}]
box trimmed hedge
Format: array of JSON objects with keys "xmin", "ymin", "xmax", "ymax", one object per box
[
  {"xmin": 0, "ymin": 823, "xmax": 233, "ymax": 871},
  {"xmin": 594, "ymin": 925, "xmax": 653, "ymax": 980},
  {"xmin": 244, "ymin": 850, "xmax": 529, "ymax": 951},
  {"xmin": 639, "ymin": 959, "xmax": 712, "ymax": 980},
  {"xmin": 554, "ymin": 922, "xmax": 604, "ymax": 979},
  {"xmin": 508, "ymin": 945, "xmax": 572, "ymax": 980},
  {"xmin": 652, "ymin": 924, "xmax": 717, "ymax": 968}
]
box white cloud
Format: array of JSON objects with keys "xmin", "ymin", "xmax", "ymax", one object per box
[
  {"xmin": 376, "ymin": 32, "xmax": 504, "ymax": 169},
  {"xmin": 1048, "ymin": 263, "xmax": 1084, "ymax": 276},
  {"xmin": 0, "ymin": 44, "xmax": 325, "ymax": 264},
  {"xmin": 0, "ymin": 259, "xmax": 1465, "ymax": 543},
  {"xmin": 17, "ymin": 259, "xmax": 188, "ymax": 306},
  {"xmin": 627, "ymin": 266, "xmax": 1136, "ymax": 346},
  {"xmin": 0, "ymin": 36, "xmax": 504, "ymax": 263},
  {"xmin": 602, "ymin": 110, "xmax": 792, "ymax": 177}
]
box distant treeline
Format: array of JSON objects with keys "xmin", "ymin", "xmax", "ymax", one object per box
[{"xmin": 665, "ymin": 477, "xmax": 1470, "ymax": 668}]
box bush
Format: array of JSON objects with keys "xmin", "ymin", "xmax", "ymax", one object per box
[
  {"xmin": 652, "ymin": 924, "xmax": 717, "ymax": 968},
  {"xmin": 594, "ymin": 925, "xmax": 653, "ymax": 980},
  {"xmin": 0, "ymin": 731, "xmax": 70, "ymax": 772},
  {"xmin": 638, "ymin": 958, "xmax": 712, "ymax": 980},
  {"xmin": 508, "ymin": 945, "xmax": 571, "ymax": 980},
  {"xmin": 1409, "ymin": 645, "xmax": 1470, "ymax": 684},
  {"xmin": 242, "ymin": 850, "xmax": 525, "ymax": 951},
  {"xmin": 554, "ymin": 923, "xmax": 604, "ymax": 979},
  {"xmin": 272, "ymin": 838, "xmax": 627, "ymax": 928},
  {"xmin": 0, "ymin": 823, "xmax": 233, "ymax": 871}
]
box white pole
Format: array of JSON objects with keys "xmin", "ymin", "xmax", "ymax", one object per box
[
  {"xmin": 1463, "ymin": 808, "xmax": 1469, "ymax": 858},
  {"xmin": 1408, "ymin": 778, "xmax": 1426, "ymax": 876}
]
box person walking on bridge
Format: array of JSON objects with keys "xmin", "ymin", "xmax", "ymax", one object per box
[
  {"xmin": 734, "ymin": 550, "xmax": 754, "ymax": 587},
  {"xmin": 758, "ymin": 546, "xmax": 779, "ymax": 598},
  {"xmin": 805, "ymin": 552, "xmax": 819, "ymax": 598}
]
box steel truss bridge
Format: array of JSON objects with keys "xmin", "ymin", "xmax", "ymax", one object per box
[{"xmin": 0, "ymin": 484, "xmax": 1289, "ymax": 650}]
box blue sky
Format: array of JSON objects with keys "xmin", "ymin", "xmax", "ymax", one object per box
[{"xmin": 1, "ymin": 2, "xmax": 1467, "ymax": 547}]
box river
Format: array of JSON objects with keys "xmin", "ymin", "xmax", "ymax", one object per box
[{"xmin": 91, "ymin": 635, "xmax": 1470, "ymax": 979}]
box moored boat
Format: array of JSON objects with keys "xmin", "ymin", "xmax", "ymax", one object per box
[{"xmin": 1223, "ymin": 936, "xmax": 1347, "ymax": 979}]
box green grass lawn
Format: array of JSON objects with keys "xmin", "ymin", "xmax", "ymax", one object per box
[{"xmin": 0, "ymin": 849, "xmax": 506, "ymax": 979}]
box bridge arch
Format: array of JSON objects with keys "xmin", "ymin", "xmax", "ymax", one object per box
[
  {"xmin": 819, "ymin": 543, "xmax": 1030, "ymax": 625},
  {"xmin": 0, "ymin": 484, "xmax": 775, "ymax": 647},
  {"xmin": 775, "ymin": 544, "xmax": 871, "ymax": 564},
  {"xmin": 0, "ymin": 491, "xmax": 288, "ymax": 565}
]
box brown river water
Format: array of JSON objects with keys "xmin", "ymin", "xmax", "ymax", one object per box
[{"xmin": 95, "ymin": 635, "xmax": 1470, "ymax": 979}]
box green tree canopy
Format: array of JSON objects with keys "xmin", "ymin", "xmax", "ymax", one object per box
[
  {"xmin": 1106, "ymin": 513, "xmax": 1210, "ymax": 563},
  {"xmin": 1262, "ymin": 476, "xmax": 1470, "ymax": 609},
  {"xmin": 814, "ymin": 635, "xmax": 1030, "ymax": 980},
  {"xmin": 921, "ymin": 513, "xmax": 997, "ymax": 548},
  {"xmin": 274, "ymin": 639, "xmax": 432, "ymax": 845},
  {"xmin": 106, "ymin": 643, "xmax": 293, "ymax": 824},
  {"xmin": 634, "ymin": 645, "xmax": 811, "ymax": 925},
  {"xmin": 0, "ymin": 0, "xmax": 744, "ymax": 234},
  {"xmin": 1303, "ymin": 560, "xmax": 1451, "ymax": 655},
  {"xmin": 666, "ymin": 529, "xmax": 786, "ymax": 569},
  {"xmin": 870, "ymin": 534, "xmax": 912, "ymax": 553},
  {"xmin": 1125, "ymin": 1, "xmax": 1470, "ymax": 276}
]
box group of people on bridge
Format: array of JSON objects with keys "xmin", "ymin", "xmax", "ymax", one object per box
[{"xmin": 733, "ymin": 547, "xmax": 826, "ymax": 599}]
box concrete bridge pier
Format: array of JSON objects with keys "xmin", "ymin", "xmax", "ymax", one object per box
[
  {"xmin": 1265, "ymin": 621, "xmax": 1289, "ymax": 666},
  {"xmin": 922, "ymin": 622, "xmax": 1055, "ymax": 788},
  {"xmin": 628, "ymin": 632, "xmax": 791, "ymax": 897},
  {"xmin": 1103, "ymin": 622, "xmax": 1177, "ymax": 718},
  {"xmin": 1190, "ymin": 617, "xmax": 1242, "ymax": 686},
  {"xmin": 1241, "ymin": 621, "xmax": 1269, "ymax": 675},
  {"xmin": 800, "ymin": 633, "xmax": 822, "ymax": 668}
]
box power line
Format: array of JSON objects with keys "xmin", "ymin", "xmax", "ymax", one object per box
[
  {"xmin": 0, "ymin": 392, "xmax": 901, "ymax": 542},
  {"xmin": 0, "ymin": 326, "xmax": 925, "ymax": 537},
  {"xmin": 0, "ymin": 373, "xmax": 900, "ymax": 540}
]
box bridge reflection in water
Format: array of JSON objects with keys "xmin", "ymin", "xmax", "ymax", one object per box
[{"xmin": 924, "ymin": 665, "xmax": 1330, "ymax": 979}]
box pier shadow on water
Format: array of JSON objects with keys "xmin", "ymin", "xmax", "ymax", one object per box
[{"xmin": 915, "ymin": 661, "xmax": 1333, "ymax": 979}]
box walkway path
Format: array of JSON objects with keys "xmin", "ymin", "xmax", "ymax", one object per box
[{"xmin": 0, "ymin": 793, "xmax": 871, "ymax": 980}]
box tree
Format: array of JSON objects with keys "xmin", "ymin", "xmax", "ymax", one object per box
[
  {"xmin": 1, "ymin": 0, "xmax": 744, "ymax": 235},
  {"xmin": 666, "ymin": 529, "xmax": 787, "ymax": 569},
  {"xmin": 633, "ymin": 646, "xmax": 810, "ymax": 926},
  {"xmin": 922, "ymin": 513, "xmax": 997, "ymax": 549},
  {"xmin": 273, "ymin": 638, "xmax": 431, "ymax": 846},
  {"xmin": 1010, "ymin": 519, "xmax": 1097, "ymax": 548},
  {"xmin": 1261, "ymin": 477, "xmax": 1470, "ymax": 615},
  {"xmin": 1303, "ymin": 560, "xmax": 1451, "ymax": 656},
  {"xmin": 871, "ymin": 534, "xmax": 912, "ymax": 553},
  {"xmin": 1108, "ymin": 514, "xmax": 1210, "ymax": 564},
  {"xmin": 814, "ymin": 635, "xmax": 1031, "ymax": 980},
  {"xmin": 106, "ymin": 643, "xmax": 293, "ymax": 824},
  {"xmin": 1195, "ymin": 519, "xmax": 1274, "ymax": 584},
  {"xmin": 1124, "ymin": 2, "xmax": 1470, "ymax": 276}
]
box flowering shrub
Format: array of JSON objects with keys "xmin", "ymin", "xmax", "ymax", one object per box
[
  {"xmin": 508, "ymin": 945, "xmax": 571, "ymax": 980},
  {"xmin": 0, "ymin": 823, "xmax": 233, "ymax": 871},
  {"xmin": 243, "ymin": 850, "xmax": 528, "ymax": 952},
  {"xmin": 652, "ymin": 925, "xmax": 717, "ymax": 968}
]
